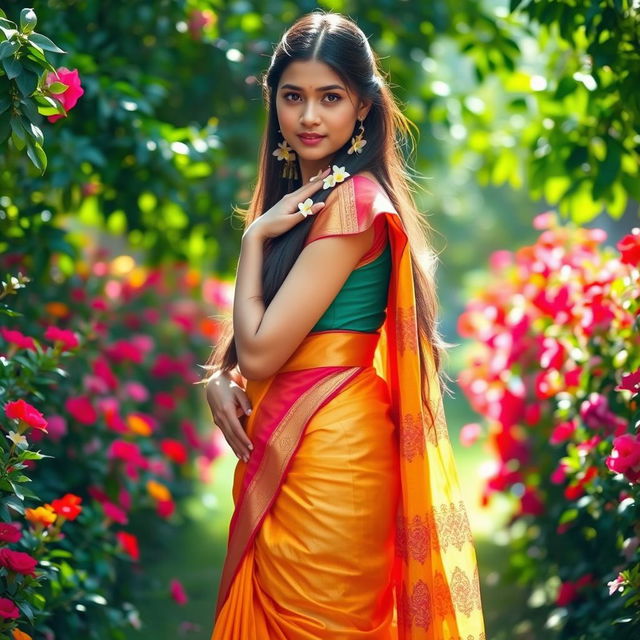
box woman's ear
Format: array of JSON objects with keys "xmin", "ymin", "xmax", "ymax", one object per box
[{"xmin": 357, "ymin": 100, "xmax": 372, "ymax": 121}]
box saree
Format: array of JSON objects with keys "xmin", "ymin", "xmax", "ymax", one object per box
[{"xmin": 211, "ymin": 174, "xmax": 486, "ymax": 639}]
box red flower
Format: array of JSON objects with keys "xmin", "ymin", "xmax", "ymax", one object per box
[
  {"xmin": 0, "ymin": 523, "xmax": 21, "ymax": 543},
  {"xmin": 169, "ymin": 578, "xmax": 188, "ymax": 605},
  {"xmin": 0, "ymin": 327, "xmax": 36, "ymax": 351},
  {"xmin": 50, "ymin": 494, "xmax": 82, "ymax": 521},
  {"xmin": 4, "ymin": 399, "xmax": 48, "ymax": 431},
  {"xmin": 160, "ymin": 439, "xmax": 188, "ymax": 464},
  {"xmin": 0, "ymin": 597, "xmax": 20, "ymax": 619},
  {"xmin": 44, "ymin": 326, "xmax": 79, "ymax": 351},
  {"xmin": 0, "ymin": 548, "xmax": 37, "ymax": 576},
  {"xmin": 65, "ymin": 396, "xmax": 97, "ymax": 425},
  {"xmin": 104, "ymin": 339, "xmax": 144, "ymax": 364},
  {"xmin": 157, "ymin": 499, "xmax": 175, "ymax": 519},
  {"xmin": 556, "ymin": 580, "xmax": 578, "ymax": 606},
  {"xmin": 617, "ymin": 229, "xmax": 640, "ymax": 266},
  {"xmin": 519, "ymin": 486, "xmax": 544, "ymax": 516},
  {"xmin": 115, "ymin": 531, "xmax": 140, "ymax": 561},
  {"xmin": 45, "ymin": 67, "xmax": 84, "ymax": 123}
]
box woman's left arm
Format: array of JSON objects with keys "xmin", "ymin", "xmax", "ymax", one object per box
[{"xmin": 233, "ymin": 223, "xmax": 374, "ymax": 380}]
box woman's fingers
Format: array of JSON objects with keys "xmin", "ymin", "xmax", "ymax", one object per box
[{"xmin": 222, "ymin": 404, "xmax": 253, "ymax": 460}]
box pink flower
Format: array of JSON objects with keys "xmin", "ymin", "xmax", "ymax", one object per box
[
  {"xmin": 518, "ymin": 486, "xmax": 544, "ymax": 516},
  {"xmin": 45, "ymin": 67, "xmax": 84, "ymax": 123},
  {"xmin": 124, "ymin": 381, "xmax": 149, "ymax": 403},
  {"xmin": 0, "ymin": 327, "xmax": 36, "ymax": 351},
  {"xmin": 0, "ymin": 548, "xmax": 37, "ymax": 576},
  {"xmin": 157, "ymin": 499, "xmax": 175, "ymax": 519},
  {"xmin": 65, "ymin": 396, "xmax": 97, "ymax": 425},
  {"xmin": 103, "ymin": 501, "xmax": 128, "ymax": 525},
  {"xmin": 44, "ymin": 326, "xmax": 79, "ymax": 351},
  {"xmin": 606, "ymin": 434, "xmax": 640, "ymax": 482},
  {"xmin": 104, "ymin": 339, "xmax": 144, "ymax": 364},
  {"xmin": 617, "ymin": 368, "xmax": 640, "ymax": 393},
  {"xmin": 459, "ymin": 423, "xmax": 482, "ymax": 447},
  {"xmin": 169, "ymin": 578, "xmax": 188, "ymax": 605},
  {"xmin": 4, "ymin": 399, "xmax": 48, "ymax": 431},
  {"xmin": 0, "ymin": 522, "xmax": 21, "ymax": 543},
  {"xmin": 607, "ymin": 572, "xmax": 626, "ymax": 596},
  {"xmin": 0, "ymin": 597, "xmax": 20, "ymax": 619},
  {"xmin": 550, "ymin": 420, "xmax": 576, "ymax": 445}
]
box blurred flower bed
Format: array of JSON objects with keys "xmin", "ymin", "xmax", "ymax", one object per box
[
  {"xmin": 0, "ymin": 247, "xmax": 232, "ymax": 639},
  {"xmin": 458, "ymin": 215, "xmax": 640, "ymax": 638}
]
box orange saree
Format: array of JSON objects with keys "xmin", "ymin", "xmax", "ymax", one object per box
[{"xmin": 210, "ymin": 175, "xmax": 486, "ymax": 639}]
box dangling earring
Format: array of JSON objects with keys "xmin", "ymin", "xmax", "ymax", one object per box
[
  {"xmin": 273, "ymin": 130, "xmax": 299, "ymax": 180},
  {"xmin": 348, "ymin": 118, "xmax": 367, "ymax": 155}
]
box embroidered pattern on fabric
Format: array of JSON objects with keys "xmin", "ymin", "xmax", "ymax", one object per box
[
  {"xmin": 400, "ymin": 412, "xmax": 425, "ymax": 462},
  {"xmin": 397, "ymin": 305, "xmax": 418, "ymax": 353},
  {"xmin": 395, "ymin": 510, "xmax": 408, "ymax": 561},
  {"xmin": 450, "ymin": 565, "xmax": 478, "ymax": 617},
  {"xmin": 410, "ymin": 579, "xmax": 432, "ymax": 630},
  {"xmin": 433, "ymin": 501, "xmax": 474, "ymax": 553},
  {"xmin": 407, "ymin": 514, "xmax": 430, "ymax": 564},
  {"xmin": 434, "ymin": 570, "xmax": 456, "ymax": 619}
]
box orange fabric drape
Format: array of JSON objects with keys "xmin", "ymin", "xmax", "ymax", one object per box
[{"xmin": 211, "ymin": 175, "xmax": 486, "ymax": 639}]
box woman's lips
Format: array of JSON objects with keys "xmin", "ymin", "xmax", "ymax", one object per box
[{"xmin": 298, "ymin": 134, "xmax": 326, "ymax": 146}]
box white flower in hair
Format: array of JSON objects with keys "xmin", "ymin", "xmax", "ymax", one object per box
[
  {"xmin": 297, "ymin": 198, "xmax": 314, "ymax": 217},
  {"xmin": 323, "ymin": 165, "xmax": 350, "ymax": 189},
  {"xmin": 273, "ymin": 140, "xmax": 295, "ymax": 162}
]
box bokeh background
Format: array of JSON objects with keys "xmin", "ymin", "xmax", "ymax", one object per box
[{"xmin": 1, "ymin": 1, "xmax": 639, "ymax": 639}]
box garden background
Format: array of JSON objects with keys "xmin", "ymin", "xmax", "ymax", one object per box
[{"xmin": 1, "ymin": 1, "xmax": 639, "ymax": 639}]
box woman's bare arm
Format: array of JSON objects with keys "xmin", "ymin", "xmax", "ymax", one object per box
[{"xmin": 233, "ymin": 223, "xmax": 374, "ymax": 380}]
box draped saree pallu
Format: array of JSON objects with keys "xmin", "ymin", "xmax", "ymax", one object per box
[{"xmin": 211, "ymin": 175, "xmax": 487, "ymax": 640}]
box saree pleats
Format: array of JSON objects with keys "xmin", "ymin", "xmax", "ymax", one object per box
[
  {"xmin": 213, "ymin": 363, "xmax": 400, "ymax": 639},
  {"xmin": 211, "ymin": 175, "xmax": 487, "ymax": 640}
]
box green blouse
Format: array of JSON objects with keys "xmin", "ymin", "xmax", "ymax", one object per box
[{"xmin": 310, "ymin": 238, "xmax": 391, "ymax": 333}]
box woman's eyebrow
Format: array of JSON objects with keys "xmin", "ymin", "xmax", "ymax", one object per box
[{"xmin": 279, "ymin": 83, "xmax": 346, "ymax": 92}]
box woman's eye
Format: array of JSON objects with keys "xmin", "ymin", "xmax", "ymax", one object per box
[{"xmin": 283, "ymin": 93, "xmax": 341, "ymax": 103}]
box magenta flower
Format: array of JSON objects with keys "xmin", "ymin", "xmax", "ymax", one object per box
[
  {"xmin": 44, "ymin": 326, "xmax": 79, "ymax": 351},
  {"xmin": 45, "ymin": 67, "xmax": 85, "ymax": 123}
]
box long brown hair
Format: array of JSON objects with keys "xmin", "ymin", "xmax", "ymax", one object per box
[{"xmin": 201, "ymin": 10, "xmax": 454, "ymax": 419}]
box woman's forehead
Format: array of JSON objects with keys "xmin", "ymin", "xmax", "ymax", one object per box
[{"xmin": 278, "ymin": 60, "xmax": 348, "ymax": 91}]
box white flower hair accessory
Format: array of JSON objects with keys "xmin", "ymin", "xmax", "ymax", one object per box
[
  {"xmin": 322, "ymin": 165, "xmax": 350, "ymax": 189},
  {"xmin": 297, "ymin": 198, "xmax": 314, "ymax": 217}
]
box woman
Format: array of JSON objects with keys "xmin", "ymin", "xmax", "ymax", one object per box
[{"xmin": 203, "ymin": 10, "xmax": 486, "ymax": 640}]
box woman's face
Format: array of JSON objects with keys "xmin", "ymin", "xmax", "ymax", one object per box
[{"xmin": 275, "ymin": 59, "xmax": 370, "ymax": 172}]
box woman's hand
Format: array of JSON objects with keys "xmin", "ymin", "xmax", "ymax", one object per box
[
  {"xmin": 245, "ymin": 166, "xmax": 332, "ymax": 241},
  {"xmin": 205, "ymin": 370, "xmax": 253, "ymax": 463}
]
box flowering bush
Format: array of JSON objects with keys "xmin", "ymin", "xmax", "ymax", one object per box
[
  {"xmin": 458, "ymin": 216, "xmax": 640, "ymax": 638},
  {"xmin": 0, "ymin": 252, "xmax": 232, "ymax": 638}
]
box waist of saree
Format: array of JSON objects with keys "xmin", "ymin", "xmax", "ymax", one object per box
[{"xmin": 279, "ymin": 330, "xmax": 381, "ymax": 373}]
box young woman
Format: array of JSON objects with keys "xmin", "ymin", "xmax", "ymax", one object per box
[{"xmin": 203, "ymin": 10, "xmax": 486, "ymax": 640}]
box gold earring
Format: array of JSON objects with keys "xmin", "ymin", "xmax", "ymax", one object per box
[
  {"xmin": 273, "ymin": 132, "xmax": 299, "ymax": 180},
  {"xmin": 348, "ymin": 119, "xmax": 367, "ymax": 155}
]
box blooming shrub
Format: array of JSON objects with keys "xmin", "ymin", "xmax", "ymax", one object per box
[
  {"xmin": 0, "ymin": 252, "xmax": 232, "ymax": 638},
  {"xmin": 458, "ymin": 216, "xmax": 640, "ymax": 638}
]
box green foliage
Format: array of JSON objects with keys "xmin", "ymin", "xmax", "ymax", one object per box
[
  {"xmin": 1, "ymin": 1, "xmax": 637, "ymax": 279},
  {"xmin": 0, "ymin": 7, "xmax": 69, "ymax": 174}
]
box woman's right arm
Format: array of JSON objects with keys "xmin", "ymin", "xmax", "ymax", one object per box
[{"xmin": 205, "ymin": 369, "xmax": 253, "ymax": 462}]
